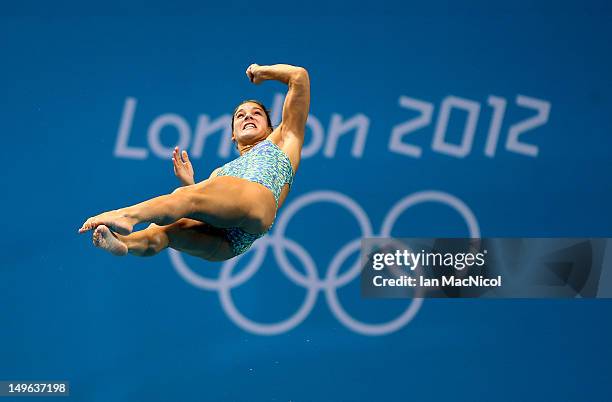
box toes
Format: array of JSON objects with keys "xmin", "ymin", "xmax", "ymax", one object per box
[
  {"xmin": 93, "ymin": 229, "xmax": 101, "ymax": 246},
  {"xmin": 79, "ymin": 219, "xmax": 90, "ymax": 233},
  {"xmin": 80, "ymin": 214, "xmax": 131, "ymax": 235},
  {"xmin": 80, "ymin": 217, "xmax": 98, "ymax": 233}
]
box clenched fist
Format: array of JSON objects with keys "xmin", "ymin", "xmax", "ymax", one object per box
[{"xmin": 246, "ymin": 63, "xmax": 266, "ymax": 84}]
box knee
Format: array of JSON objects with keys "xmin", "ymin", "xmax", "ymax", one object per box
[
  {"xmin": 239, "ymin": 188, "xmax": 276, "ymax": 233},
  {"xmin": 172, "ymin": 186, "xmax": 189, "ymax": 194},
  {"xmin": 246, "ymin": 203, "xmax": 275, "ymax": 233}
]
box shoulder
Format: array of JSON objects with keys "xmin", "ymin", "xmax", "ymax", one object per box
[
  {"xmin": 209, "ymin": 167, "xmax": 223, "ymax": 179},
  {"xmin": 265, "ymin": 126, "xmax": 301, "ymax": 172},
  {"xmin": 266, "ymin": 123, "xmax": 302, "ymax": 145},
  {"xmin": 266, "ymin": 125, "xmax": 285, "ymax": 146}
]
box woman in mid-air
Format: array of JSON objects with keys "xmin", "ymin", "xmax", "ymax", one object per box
[{"xmin": 79, "ymin": 63, "xmax": 310, "ymax": 261}]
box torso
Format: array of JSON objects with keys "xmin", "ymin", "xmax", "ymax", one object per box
[{"xmin": 213, "ymin": 126, "xmax": 300, "ymax": 209}]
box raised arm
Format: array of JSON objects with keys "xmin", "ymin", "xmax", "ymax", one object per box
[{"xmin": 247, "ymin": 64, "xmax": 310, "ymax": 144}]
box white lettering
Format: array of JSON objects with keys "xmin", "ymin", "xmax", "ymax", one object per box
[
  {"xmin": 147, "ymin": 114, "xmax": 191, "ymax": 158},
  {"xmin": 324, "ymin": 113, "xmax": 369, "ymax": 158},
  {"xmin": 389, "ymin": 96, "xmax": 434, "ymax": 158},
  {"xmin": 302, "ymin": 115, "xmax": 325, "ymax": 158},
  {"xmin": 432, "ymin": 95, "xmax": 480, "ymax": 158},
  {"xmin": 506, "ymin": 95, "xmax": 550, "ymax": 157},
  {"xmin": 192, "ymin": 114, "xmax": 234, "ymax": 158},
  {"xmin": 114, "ymin": 97, "xmax": 148, "ymax": 159}
]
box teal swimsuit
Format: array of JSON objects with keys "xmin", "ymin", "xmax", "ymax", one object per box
[{"xmin": 216, "ymin": 139, "xmax": 294, "ymax": 256}]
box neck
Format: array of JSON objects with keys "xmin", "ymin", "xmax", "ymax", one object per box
[{"xmin": 237, "ymin": 139, "xmax": 265, "ymax": 155}]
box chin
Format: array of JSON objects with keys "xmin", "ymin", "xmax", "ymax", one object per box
[{"xmin": 240, "ymin": 131, "xmax": 266, "ymax": 143}]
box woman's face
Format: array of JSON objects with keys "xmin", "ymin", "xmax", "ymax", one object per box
[{"xmin": 232, "ymin": 102, "xmax": 270, "ymax": 144}]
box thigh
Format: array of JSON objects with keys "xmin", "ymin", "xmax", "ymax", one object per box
[
  {"xmin": 193, "ymin": 176, "xmax": 278, "ymax": 233},
  {"xmin": 163, "ymin": 219, "xmax": 234, "ymax": 262}
]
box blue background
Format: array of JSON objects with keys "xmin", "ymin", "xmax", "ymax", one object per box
[{"xmin": 1, "ymin": 2, "xmax": 612, "ymax": 401}]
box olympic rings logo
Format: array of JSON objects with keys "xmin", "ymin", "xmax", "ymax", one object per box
[{"xmin": 169, "ymin": 190, "xmax": 480, "ymax": 336}]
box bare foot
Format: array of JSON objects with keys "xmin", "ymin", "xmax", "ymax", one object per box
[
  {"xmin": 93, "ymin": 225, "xmax": 128, "ymax": 256},
  {"xmin": 79, "ymin": 210, "xmax": 136, "ymax": 235}
]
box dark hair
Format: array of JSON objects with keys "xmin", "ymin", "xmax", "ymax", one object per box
[{"xmin": 231, "ymin": 99, "xmax": 273, "ymax": 134}]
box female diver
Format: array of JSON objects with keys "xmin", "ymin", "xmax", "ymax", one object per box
[{"xmin": 79, "ymin": 63, "xmax": 310, "ymax": 261}]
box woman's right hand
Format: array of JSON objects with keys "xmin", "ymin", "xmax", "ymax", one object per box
[
  {"xmin": 246, "ymin": 63, "xmax": 266, "ymax": 84},
  {"xmin": 172, "ymin": 146, "xmax": 195, "ymax": 186}
]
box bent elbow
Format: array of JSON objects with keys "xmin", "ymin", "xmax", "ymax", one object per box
[{"xmin": 291, "ymin": 67, "xmax": 309, "ymax": 86}]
